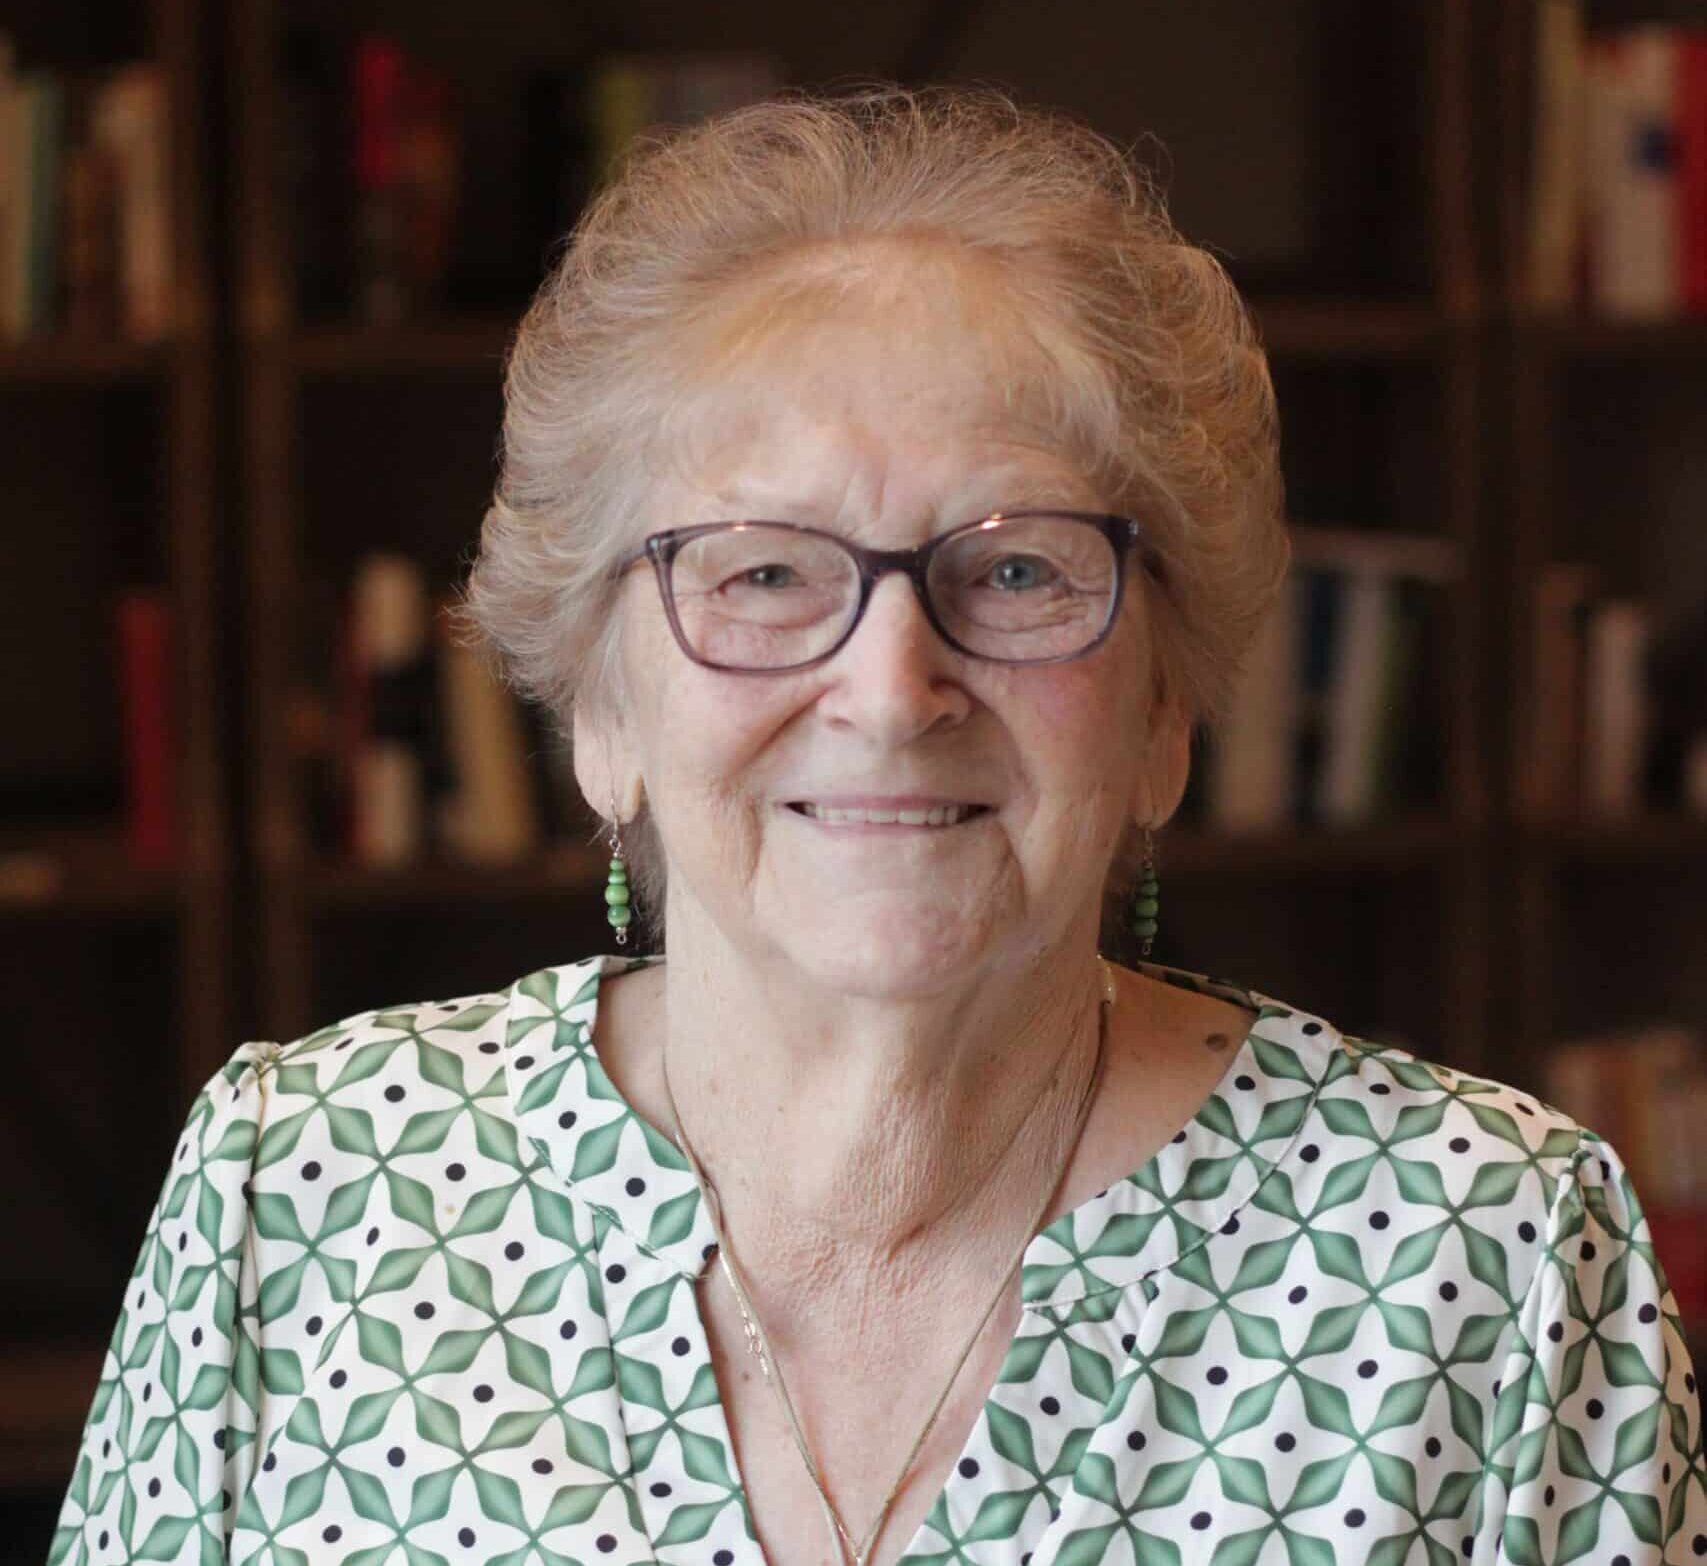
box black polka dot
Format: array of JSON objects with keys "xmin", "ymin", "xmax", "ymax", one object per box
[
  {"xmin": 366, "ymin": 1226, "xmax": 380, "ymax": 1245},
  {"xmin": 1599, "ymin": 1159, "xmax": 1611, "ymax": 1180},
  {"xmin": 142, "ymin": 1383, "xmax": 152, "ymax": 1402},
  {"xmin": 1171, "ymin": 1130, "xmax": 1187, "ymax": 1144},
  {"xmin": 703, "ymin": 1242, "xmax": 717, "ymax": 1259},
  {"xmin": 1191, "ymin": 1512, "xmax": 1212, "ymax": 1530},
  {"xmin": 651, "ymin": 1481, "xmax": 672, "ymax": 1497},
  {"xmin": 533, "ymin": 1458, "xmax": 553, "ymax": 1474},
  {"xmin": 1547, "ymin": 1322, "xmax": 1564, "ymax": 1342},
  {"xmin": 504, "ymin": 1241, "xmax": 524, "ymax": 1261},
  {"xmin": 387, "ymin": 1446, "xmax": 404, "ymax": 1466},
  {"xmin": 1517, "ymin": 1102, "xmax": 1535, "ymax": 1116},
  {"xmin": 1345, "ymin": 1509, "xmax": 1365, "ymax": 1526},
  {"xmin": 1449, "ymin": 1137, "xmax": 1470, "ymax": 1152},
  {"xmin": 1357, "ymin": 1359, "xmax": 1377, "ymax": 1378},
  {"xmin": 596, "ymin": 1535, "xmax": 616, "ymax": 1554},
  {"xmin": 958, "ymin": 1457, "xmax": 979, "ymax": 1478},
  {"xmin": 625, "ymin": 1177, "xmax": 647, "ymax": 1196},
  {"xmin": 323, "ymin": 1526, "xmax": 342, "ymax": 1542},
  {"xmin": 516, "ymin": 1055, "xmax": 534, "ymax": 1071},
  {"xmin": 1614, "ymin": 1555, "xmax": 1632, "ymax": 1565},
  {"xmin": 671, "ymin": 1336, "xmax": 691, "ymax": 1356},
  {"xmin": 606, "ymin": 1263, "xmax": 626, "ymax": 1283},
  {"xmin": 148, "ymin": 1478, "xmax": 160, "ymax": 1497},
  {"xmin": 306, "ymin": 1315, "xmax": 323, "ymax": 1335},
  {"xmin": 1300, "ymin": 1144, "xmax": 1320, "ymax": 1163},
  {"xmin": 1440, "ymin": 1281, "xmax": 1459, "ymax": 1301},
  {"xmin": 1493, "ymin": 1381, "xmax": 1502, "ymax": 1396},
  {"xmin": 213, "ymin": 1429, "xmax": 225, "ymax": 1450},
  {"xmin": 384, "ymin": 1084, "xmax": 405, "ymax": 1102},
  {"xmin": 560, "ymin": 1320, "xmax": 579, "ymax": 1340},
  {"xmin": 714, "ymin": 1553, "xmax": 733, "ymax": 1566},
  {"xmin": 1221, "ymin": 1215, "xmax": 1240, "ymax": 1235},
  {"xmin": 1207, "ymin": 1367, "xmax": 1228, "ymax": 1385},
  {"xmin": 330, "ymin": 1370, "xmax": 347, "ymax": 1389},
  {"xmin": 335, "ymin": 1037, "xmax": 352, "ymax": 1051},
  {"xmin": 1691, "ymin": 1533, "xmax": 1705, "ymax": 1555},
  {"xmin": 1288, "ymin": 1285, "xmax": 1307, "ymax": 1304},
  {"xmin": 1689, "ymin": 1373, "xmax": 1697, "ymax": 1393},
  {"xmin": 1640, "ymin": 1303, "xmax": 1659, "ymax": 1323},
  {"xmin": 1544, "ymin": 1486, "xmax": 1555, "ymax": 1506},
  {"xmin": 1040, "ymin": 1395, "xmax": 1060, "ymax": 1414},
  {"xmin": 1276, "ymin": 1432, "xmax": 1296, "ymax": 1452},
  {"xmin": 1371, "ymin": 1211, "xmax": 1390, "ymax": 1230},
  {"xmin": 1235, "ymin": 1075, "xmax": 1255, "ymax": 1090},
  {"xmin": 101, "ymin": 1439, "xmax": 110, "ymax": 1458},
  {"xmin": 1302, "ymin": 1022, "xmax": 1322, "ymax": 1035},
  {"xmin": 479, "ymin": 1040, "xmax": 499, "ymax": 1054},
  {"xmin": 263, "ymin": 1453, "xmax": 277, "ymax": 1472},
  {"xmin": 98, "ymin": 1534, "xmax": 108, "ymax": 1550},
  {"xmin": 1461, "ymin": 1539, "xmax": 1474, "ymax": 1557},
  {"xmin": 414, "ymin": 1302, "xmax": 435, "ymax": 1320},
  {"xmin": 459, "ymin": 1528, "xmax": 476, "ymax": 1547},
  {"xmin": 1126, "ymin": 1430, "xmax": 1146, "ymax": 1450},
  {"xmin": 1426, "ymin": 1437, "xmax": 1441, "ymax": 1457},
  {"xmin": 1518, "ymin": 1221, "xmax": 1536, "ymax": 1242},
  {"xmin": 447, "ymin": 1163, "xmax": 466, "ymax": 1181},
  {"xmin": 474, "ymin": 1384, "xmax": 494, "ymax": 1402},
  {"xmin": 1585, "ymin": 1398, "xmax": 1604, "ymax": 1419},
  {"xmin": 302, "ymin": 1161, "xmax": 321, "ymax": 1181},
  {"xmin": 1370, "ymin": 1082, "xmax": 1391, "ymax": 1095},
  {"xmin": 178, "ymin": 1233, "xmax": 187, "ymax": 1252},
  {"xmin": 1580, "ymin": 1241, "xmax": 1596, "ymax": 1261},
  {"xmin": 191, "ymin": 1328, "xmax": 203, "ymax": 1348},
  {"xmin": 559, "ymin": 1110, "xmax": 577, "ymax": 1129},
  {"xmin": 1121, "ymin": 1333, "xmax": 1137, "ymax": 1352}
]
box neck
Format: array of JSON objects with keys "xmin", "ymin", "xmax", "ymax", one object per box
[{"xmin": 646, "ymin": 906, "xmax": 1110, "ymax": 1328}]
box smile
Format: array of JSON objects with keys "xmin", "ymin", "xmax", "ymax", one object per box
[{"xmin": 786, "ymin": 802, "xmax": 991, "ymax": 827}]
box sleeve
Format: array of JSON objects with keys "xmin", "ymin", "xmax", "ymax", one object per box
[
  {"xmin": 48, "ymin": 1038, "xmax": 280, "ymax": 1566},
  {"xmin": 1479, "ymin": 1130, "xmax": 1707, "ymax": 1565}
]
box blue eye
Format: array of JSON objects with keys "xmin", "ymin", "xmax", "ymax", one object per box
[{"xmin": 985, "ymin": 555, "xmax": 1057, "ymax": 591}]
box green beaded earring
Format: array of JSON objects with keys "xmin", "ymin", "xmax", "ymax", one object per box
[
  {"xmin": 1131, "ymin": 825, "xmax": 1160, "ymax": 958},
  {"xmin": 604, "ymin": 807, "xmax": 632, "ymax": 946}
]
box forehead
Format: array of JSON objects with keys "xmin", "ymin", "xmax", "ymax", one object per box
[{"xmin": 653, "ymin": 240, "xmax": 1107, "ymax": 512}]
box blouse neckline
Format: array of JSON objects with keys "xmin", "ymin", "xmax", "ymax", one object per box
[{"xmin": 502, "ymin": 952, "xmax": 1342, "ymax": 1310}]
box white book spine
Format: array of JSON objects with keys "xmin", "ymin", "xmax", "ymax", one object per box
[
  {"xmin": 1321, "ymin": 572, "xmax": 1392, "ymax": 825},
  {"xmin": 1583, "ymin": 598, "xmax": 1650, "ymax": 816}
]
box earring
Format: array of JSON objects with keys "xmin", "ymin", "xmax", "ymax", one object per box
[
  {"xmin": 604, "ymin": 804, "xmax": 632, "ymax": 946},
  {"xmin": 1131, "ymin": 825, "xmax": 1159, "ymax": 958}
]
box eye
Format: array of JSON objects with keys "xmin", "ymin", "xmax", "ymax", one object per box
[
  {"xmin": 731, "ymin": 563, "xmax": 800, "ymax": 590},
  {"xmin": 982, "ymin": 554, "xmax": 1059, "ymax": 591}
]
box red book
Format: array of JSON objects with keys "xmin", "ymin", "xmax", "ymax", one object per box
[
  {"xmin": 1681, "ymin": 32, "xmax": 1707, "ymax": 312},
  {"xmin": 115, "ymin": 590, "xmax": 174, "ymax": 866}
]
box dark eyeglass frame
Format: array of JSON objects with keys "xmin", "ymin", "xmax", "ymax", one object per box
[{"xmin": 611, "ymin": 510, "xmax": 1167, "ymax": 674}]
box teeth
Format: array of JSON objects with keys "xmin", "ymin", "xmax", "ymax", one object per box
[{"xmin": 799, "ymin": 802, "xmax": 978, "ymax": 826}]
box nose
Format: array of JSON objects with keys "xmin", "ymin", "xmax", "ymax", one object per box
[{"xmin": 816, "ymin": 571, "xmax": 972, "ymax": 743}]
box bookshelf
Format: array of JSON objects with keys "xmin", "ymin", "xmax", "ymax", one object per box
[
  {"xmin": 20, "ymin": 0, "xmax": 1707, "ymax": 1547},
  {"xmin": 0, "ymin": 0, "xmax": 230, "ymax": 1523}
]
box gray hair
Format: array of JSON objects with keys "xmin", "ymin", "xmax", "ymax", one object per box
[{"xmin": 453, "ymin": 85, "xmax": 1290, "ymax": 946}]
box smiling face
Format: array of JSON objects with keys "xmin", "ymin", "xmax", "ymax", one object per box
[{"xmin": 575, "ymin": 246, "xmax": 1190, "ymax": 998}]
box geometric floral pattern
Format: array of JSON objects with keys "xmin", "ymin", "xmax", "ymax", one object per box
[{"xmin": 50, "ymin": 950, "xmax": 1707, "ymax": 1564}]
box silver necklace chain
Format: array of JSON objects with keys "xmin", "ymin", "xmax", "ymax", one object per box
[{"xmin": 659, "ymin": 960, "xmax": 1115, "ymax": 1566}]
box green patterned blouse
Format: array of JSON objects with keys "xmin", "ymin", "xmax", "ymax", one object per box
[{"xmin": 51, "ymin": 952, "xmax": 1707, "ymax": 1565}]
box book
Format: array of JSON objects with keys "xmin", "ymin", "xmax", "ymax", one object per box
[{"xmin": 89, "ymin": 63, "xmax": 169, "ymax": 342}]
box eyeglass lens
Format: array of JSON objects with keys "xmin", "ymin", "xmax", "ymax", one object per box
[{"xmin": 665, "ymin": 516, "xmax": 1120, "ymax": 669}]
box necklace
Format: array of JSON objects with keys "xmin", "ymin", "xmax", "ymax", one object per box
[{"xmin": 659, "ymin": 958, "xmax": 1115, "ymax": 1566}]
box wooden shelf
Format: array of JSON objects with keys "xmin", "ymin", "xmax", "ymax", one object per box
[
  {"xmin": 0, "ymin": 1342, "xmax": 103, "ymax": 1490},
  {"xmin": 0, "ymin": 336, "xmax": 164, "ymax": 384},
  {"xmin": 1162, "ymin": 814, "xmax": 1476, "ymax": 875},
  {"xmin": 1518, "ymin": 311, "xmax": 1707, "ymax": 361},
  {"xmin": 284, "ymin": 313, "xmax": 520, "ymax": 377},
  {"xmin": 300, "ymin": 840, "xmax": 607, "ymax": 909},
  {"xmin": 0, "ymin": 830, "xmax": 184, "ymax": 917},
  {"xmin": 1249, "ymin": 297, "xmax": 1457, "ymax": 360},
  {"xmin": 1520, "ymin": 815, "xmax": 1707, "ymax": 863}
]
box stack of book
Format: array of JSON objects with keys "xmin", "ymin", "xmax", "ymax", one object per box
[
  {"xmin": 295, "ymin": 553, "xmax": 593, "ymax": 868},
  {"xmin": 1193, "ymin": 526, "xmax": 1456, "ymax": 830},
  {"xmin": 1523, "ymin": 566, "xmax": 1707, "ymax": 820},
  {"xmin": 0, "ymin": 39, "xmax": 170, "ymax": 342},
  {"xmin": 1525, "ymin": 6, "xmax": 1707, "ymax": 315}
]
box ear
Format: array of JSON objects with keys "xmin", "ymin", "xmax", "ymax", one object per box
[
  {"xmin": 572, "ymin": 697, "xmax": 643, "ymax": 823},
  {"xmin": 1129, "ymin": 690, "xmax": 1193, "ymax": 831}
]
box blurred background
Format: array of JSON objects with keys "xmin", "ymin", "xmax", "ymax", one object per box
[{"xmin": 3, "ymin": 0, "xmax": 1706, "ymax": 1551}]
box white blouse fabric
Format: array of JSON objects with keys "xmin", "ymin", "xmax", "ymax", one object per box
[{"xmin": 50, "ymin": 951, "xmax": 1707, "ymax": 1565}]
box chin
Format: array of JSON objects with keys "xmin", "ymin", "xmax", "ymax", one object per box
[{"xmin": 766, "ymin": 902, "xmax": 1005, "ymax": 998}]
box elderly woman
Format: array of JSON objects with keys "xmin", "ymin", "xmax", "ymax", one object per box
[{"xmin": 55, "ymin": 88, "xmax": 1703, "ymax": 1566}]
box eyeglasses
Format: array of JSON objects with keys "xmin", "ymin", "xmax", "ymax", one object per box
[{"xmin": 612, "ymin": 511, "xmax": 1165, "ymax": 674}]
